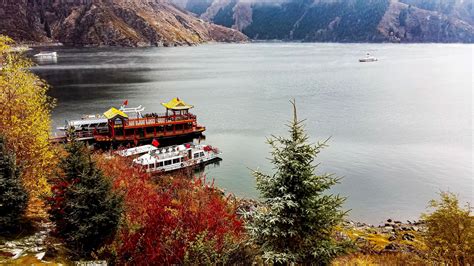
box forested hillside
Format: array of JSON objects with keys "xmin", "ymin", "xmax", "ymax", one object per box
[{"xmin": 174, "ymin": 0, "xmax": 474, "ymax": 43}]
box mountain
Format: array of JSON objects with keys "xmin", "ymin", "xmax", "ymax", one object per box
[
  {"xmin": 174, "ymin": 0, "xmax": 474, "ymax": 43},
  {"xmin": 0, "ymin": 0, "xmax": 247, "ymax": 47},
  {"xmin": 400, "ymin": 0, "xmax": 474, "ymax": 24}
]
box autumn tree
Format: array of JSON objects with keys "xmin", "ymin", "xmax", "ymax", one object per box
[
  {"xmin": 0, "ymin": 135, "xmax": 28, "ymax": 231},
  {"xmin": 246, "ymin": 100, "xmax": 346, "ymax": 265},
  {"xmin": 96, "ymin": 155, "xmax": 245, "ymax": 264},
  {"xmin": 47, "ymin": 140, "xmax": 122, "ymax": 259},
  {"xmin": 0, "ymin": 35, "xmax": 57, "ymax": 215},
  {"xmin": 422, "ymin": 192, "xmax": 473, "ymax": 265}
]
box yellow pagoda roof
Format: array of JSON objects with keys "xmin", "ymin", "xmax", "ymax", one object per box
[
  {"xmin": 104, "ymin": 107, "xmax": 128, "ymax": 119},
  {"xmin": 161, "ymin": 98, "xmax": 194, "ymax": 110}
]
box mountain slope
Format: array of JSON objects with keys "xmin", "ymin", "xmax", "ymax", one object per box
[
  {"xmin": 176, "ymin": 0, "xmax": 474, "ymax": 43},
  {"xmin": 0, "ymin": 0, "xmax": 248, "ymax": 47},
  {"xmin": 378, "ymin": 1, "xmax": 474, "ymax": 42},
  {"xmin": 400, "ymin": 0, "xmax": 474, "ymax": 24}
]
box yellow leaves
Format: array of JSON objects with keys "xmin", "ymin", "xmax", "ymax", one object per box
[
  {"xmin": 0, "ymin": 35, "xmax": 57, "ymax": 217},
  {"xmin": 332, "ymin": 253, "xmax": 426, "ymax": 266},
  {"xmin": 422, "ymin": 192, "xmax": 473, "ymax": 264},
  {"xmin": 0, "ymin": 35, "xmax": 13, "ymax": 57}
]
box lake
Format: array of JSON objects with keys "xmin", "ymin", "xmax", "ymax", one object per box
[{"xmin": 31, "ymin": 43, "xmax": 473, "ymax": 224}]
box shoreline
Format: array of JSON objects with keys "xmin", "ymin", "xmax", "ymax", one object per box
[{"xmin": 16, "ymin": 40, "xmax": 474, "ymax": 50}]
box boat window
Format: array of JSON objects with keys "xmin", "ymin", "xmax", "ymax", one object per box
[
  {"xmin": 173, "ymin": 158, "xmax": 180, "ymax": 164},
  {"xmin": 200, "ymin": 152, "xmax": 204, "ymax": 157},
  {"xmin": 158, "ymin": 161, "xmax": 164, "ymax": 167},
  {"xmin": 146, "ymin": 127, "xmax": 154, "ymax": 134},
  {"xmin": 148, "ymin": 163, "xmax": 155, "ymax": 169},
  {"xmin": 194, "ymin": 153, "xmax": 200, "ymax": 158},
  {"xmin": 165, "ymin": 160, "xmax": 172, "ymax": 166}
]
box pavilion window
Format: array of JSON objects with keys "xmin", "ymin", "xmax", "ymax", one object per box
[{"xmin": 146, "ymin": 127, "xmax": 154, "ymax": 134}]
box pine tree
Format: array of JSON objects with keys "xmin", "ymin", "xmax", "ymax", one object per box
[
  {"xmin": 48, "ymin": 139, "xmax": 122, "ymax": 259},
  {"xmin": 246, "ymin": 100, "xmax": 346, "ymax": 265},
  {"xmin": 0, "ymin": 135, "xmax": 28, "ymax": 231}
]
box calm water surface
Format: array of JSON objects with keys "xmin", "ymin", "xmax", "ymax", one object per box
[{"xmin": 31, "ymin": 43, "xmax": 473, "ymax": 224}]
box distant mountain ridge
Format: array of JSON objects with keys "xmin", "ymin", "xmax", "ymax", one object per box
[
  {"xmin": 173, "ymin": 0, "xmax": 474, "ymax": 43},
  {"xmin": 0, "ymin": 0, "xmax": 248, "ymax": 47}
]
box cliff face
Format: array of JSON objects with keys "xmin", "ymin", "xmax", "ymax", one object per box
[
  {"xmin": 176, "ymin": 0, "xmax": 474, "ymax": 43},
  {"xmin": 378, "ymin": 1, "xmax": 474, "ymax": 42},
  {"xmin": 400, "ymin": 0, "xmax": 474, "ymax": 24},
  {"xmin": 0, "ymin": 0, "xmax": 49, "ymax": 43},
  {"xmin": 0, "ymin": 0, "xmax": 248, "ymax": 47}
]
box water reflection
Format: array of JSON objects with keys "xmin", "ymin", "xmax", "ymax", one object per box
[
  {"xmin": 31, "ymin": 43, "xmax": 473, "ymax": 224},
  {"xmin": 34, "ymin": 56, "xmax": 58, "ymax": 65}
]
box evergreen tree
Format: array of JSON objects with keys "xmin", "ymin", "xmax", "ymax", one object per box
[
  {"xmin": 0, "ymin": 135, "xmax": 28, "ymax": 231},
  {"xmin": 246, "ymin": 100, "xmax": 346, "ymax": 265},
  {"xmin": 48, "ymin": 139, "xmax": 122, "ymax": 259}
]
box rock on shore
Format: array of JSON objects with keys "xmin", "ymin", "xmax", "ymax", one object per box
[
  {"xmin": 0, "ymin": 0, "xmax": 248, "ymax": 47},
  {"xmin": 339, "ymin": 218, "xmax": 428, "ymax": 257}
]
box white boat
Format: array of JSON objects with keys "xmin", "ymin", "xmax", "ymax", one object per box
[
  {"xmin": 121, "ymin": 143, "xmax": 221, "ymax": 173},
  {"xmin": 359, "ymin": 53, "xmax": 378, "ymax": 62},
  {"xmin": 57, "ymin": 105, "xmax": 145, "ymax": 140},
  {"xmin": 34, "ymin": 51, "xmax": 57, "ymax": 59},
  {"xmin": 116, "ymin": 144, "xmax": 158, "ymax": 158}
]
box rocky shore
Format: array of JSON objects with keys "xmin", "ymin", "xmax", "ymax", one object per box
[
  {"xmin": 237, "ymin": 197, "xmax": 429, "ymax": 261},
  {"xmin": 0, "ymin": 220, "xmax": 55, "ymax": 264},
  {"xmin": 339, "ymin": 219, "xmax": 427, "ymax": 254},
  {"xmin": 0, "ymin": 216, "xmax": 429, "ymax": 264},
  {"xmin": 0, "ymin": 196, "xmax": 432, "ymax": 264}
]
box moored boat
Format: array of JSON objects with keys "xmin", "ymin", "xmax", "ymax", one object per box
[
  {"xmin": 93, "ymin": 98, "xmax": 205, "ymax": 145},
  {"xmin": 359, "ymin": 53, "xmax": 378, "ymax": 62},
  {"xmin": 116, "ymin": 144, "xmax": 158, "ymax": 158},
  {"xmin": 57, "ymin": 105, "xmax": 145, "ymax": 141},
  {"xmin": 53, "ymin": 98, "xmax": 206, "ymax": 145},
  {"xmin": 120, "ymin": 143, "xmax": 221, "ymax": 173},
  {"xmin": 34, "ymin": 51, "xmax": 57, "ymax": 59}
]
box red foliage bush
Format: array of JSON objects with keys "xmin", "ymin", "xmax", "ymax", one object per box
[{"xmin": 97, "ymin": 155, "xmax": 244, "ymax": 264}]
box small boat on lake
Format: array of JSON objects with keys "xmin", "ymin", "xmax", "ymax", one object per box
[
  {"xmin": 34, "ymin": 51, "xmax": 57, "ymax": 59},
  {"xmin": 119, "ymin": 143, "xmax": 221, "ymax": 173},
  {"xmin": 359, "ymin": 53, "xmax": 378, "ymax": 62}
]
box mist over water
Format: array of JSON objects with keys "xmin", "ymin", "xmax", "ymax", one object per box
[{"xmin": 32, "ymin": 43, "xmax": 473, "ymax": 224}]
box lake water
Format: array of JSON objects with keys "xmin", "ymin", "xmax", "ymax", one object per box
[{"xmin": 32, "ymin": 43, "xmax": 473, "ymax": 224}]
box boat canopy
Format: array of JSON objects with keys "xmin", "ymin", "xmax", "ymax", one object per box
[
  {"xmin": 116, "ymin": 144, "xmax": 158, "ymax": 157},
  {"xmin": 68, "ymin": 118, "xmax": 108, "ymax": 127},
  {"xmin": 161, "ymin": 98, "xmax": 194, "ymax": 110},
  {"xmin": 104, "ymin": 107, "xmax": 128, "ymax": 120}
]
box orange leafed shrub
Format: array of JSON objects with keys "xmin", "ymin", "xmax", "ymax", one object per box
[{"xmin": 96, "ymin": 155, "xmax": 244, "ymax": 264}]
